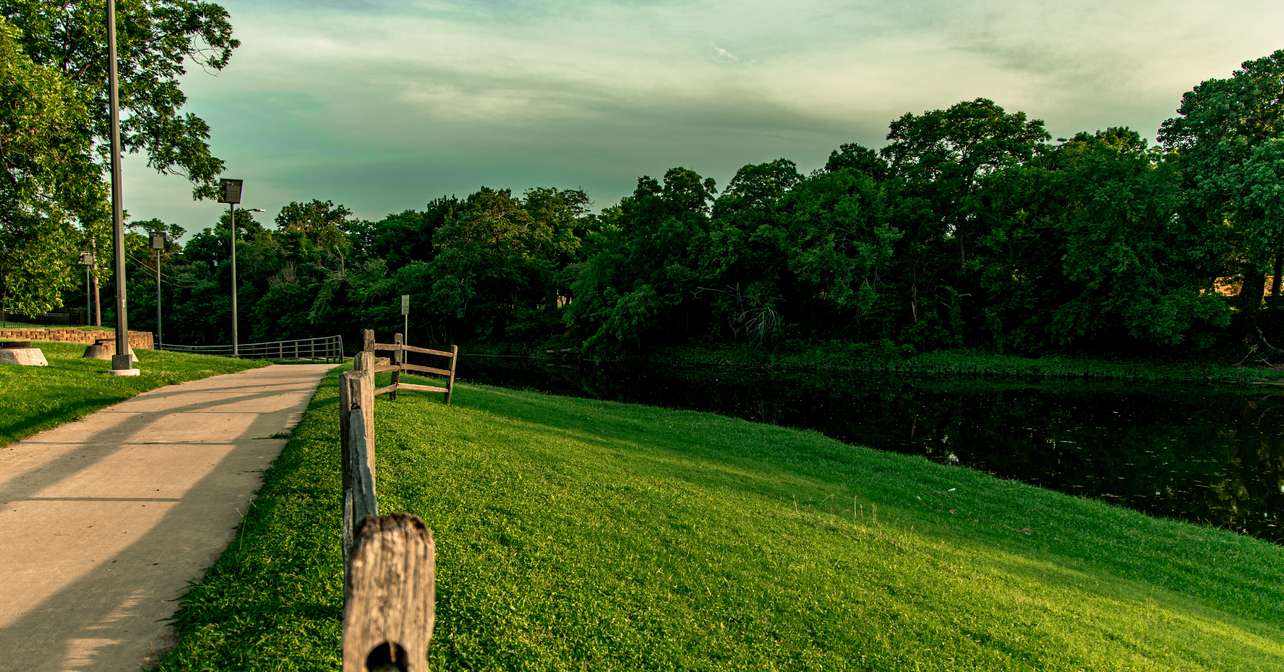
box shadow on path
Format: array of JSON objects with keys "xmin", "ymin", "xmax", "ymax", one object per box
[{"xmin": 0, "ymin": 365, "xmax": 332, "ymax": 672}]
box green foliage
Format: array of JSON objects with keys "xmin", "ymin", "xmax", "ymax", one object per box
[
  {"xmin": 975, "ymin": 130, "xmax": 1228, "ymax": 350},
  {"xmin": 0, "ymin": 18, "xmax": 104, "ymax": 316},
  {"xmin": 1159, "ymin": 49, "xmax": 1284, "ymax": 318},
  {"xmin": 154, "ymin": 373, "xmax": 1284, "ymax": 670},
  {"xmin": 1, "ymin": 0, "xmax": 239, "ymax": 199}
]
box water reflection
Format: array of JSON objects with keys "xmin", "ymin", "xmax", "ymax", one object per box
[{"xmin": 458, "ymin": 355, "xmax": 1284, "ymax": 544}]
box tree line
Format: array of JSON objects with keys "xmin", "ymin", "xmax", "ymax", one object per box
[{"xmin": 3, "ymin": 1, "xmax": 1283, "ymax": 360}]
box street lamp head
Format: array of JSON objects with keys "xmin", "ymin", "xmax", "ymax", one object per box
[
  {"xmin": 218, "ymin": 178, "xmax": 243, "ymax": 205},
  {"xmin": 246, "ymin": 208, "xmax": 264, "ymax": 213}
]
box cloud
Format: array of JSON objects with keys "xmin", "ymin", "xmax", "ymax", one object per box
[{"xmin": 123, "ymin": 0, "xmax": 1284, "ymax": 234}]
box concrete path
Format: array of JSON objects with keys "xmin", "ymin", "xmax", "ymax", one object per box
[{"xmin": 0, "ymin": 364, "xmax": 333, "ymax": 672}]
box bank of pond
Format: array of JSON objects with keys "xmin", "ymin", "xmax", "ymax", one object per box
[{"xmin": 458, "ymin": 354, "xmax": 1284, "ymax": 545}]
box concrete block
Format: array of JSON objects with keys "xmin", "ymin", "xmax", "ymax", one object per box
[{"xmin": 0, "ymin": 347, "xmax": 48, "ymax": 366}]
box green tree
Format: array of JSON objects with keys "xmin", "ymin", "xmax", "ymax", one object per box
[
  {"xmin": 783, "ymin": 162, "xmax": 901, "ymax": 341},
  {"xmin": 705, "ymin": 159, "xmax": 801, "ymax": 343},
  {"xmin": 430, "ymin": 188, "xmax": 553, "ymax": 341},
  {"xmin": 976, "ymin": 129, "xmax": 1226, "ymax": 351},
  {"xmin": 566, "ymin": 168, "xmax": 718, "ymax": 354},
  {"xmin": 0, "ymin": 17, "xmax": 104, "ymax": 316},
  {"xmin": 1, "ymin": 0, "xmax": 238, "ymax": 198},
  {"xmin": 882, "ymin": 98, "xmax": 1050, "ymax": 346},
  {"xmin": 1159, "ymin": 50, "xmax": 1284, "ymax": 324}
]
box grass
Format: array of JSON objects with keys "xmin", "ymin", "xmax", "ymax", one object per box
[
  {"xmin": 0, "ymin": 321, "xmax": 110, "ymax": 331},
  {"xmin": 661, "ymin": 342, "xmax": 1284, "ymax": 384},
  {"xmin": 0, "ymin": 342, "xmax": 262, "ymax": 446},
  {"xmin": 154, "ymin": 369, "xmax": 1283, "ymax": 671}
]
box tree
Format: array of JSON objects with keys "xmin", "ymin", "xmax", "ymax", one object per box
[
  {"xmin": 1159, "ymin": 50, "xmax": 1284, "ymax": 324},
  {"xmin": 430, "ymin": 188, "xmax": 554, "ymax": 341},
  {"xmin": 782, "ymin": 164, "xmax": 901, "ymax": 341},
  {"xmin": 566, "ymin": 168, "xmax": 718, "ymax": 354},
  {"xmin": 1, "ymin": 0, "xmax": 238, "ymax": 199},
  {"xmin": 0, "ymin": 17, "xmax": 105, "ymax": 316},
  {"xmin": 705, "ymin": 159, "xmax": 801, "ymax": 343},
  {"xmin": 975, "ymin": 129, "xmax": 1226, "ymax": 351},
  {"xmin": 881, "ymin": 98, "xmax": 1050, "ymax": 346}
]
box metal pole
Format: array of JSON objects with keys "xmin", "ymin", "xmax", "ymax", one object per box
[
  {"xmin": 85, "ymin": 266, "xmax": 90, "ymax": 326},
  {"xmin": 231, "ymin": 203, "xmax": 239, "ymax": 357},
  {"xmin": 156, "ymin": 247, "xmax": 162, "ymax": 348},
  {"xmin": 106, "ymin": 0, "xmax": 136, "ymax": 375}
]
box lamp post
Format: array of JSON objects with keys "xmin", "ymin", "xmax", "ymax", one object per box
[
  {"xmin": 79, "ymin": 251, "xmax": 93, "ymax": 327},
  {"xmin": 106, "ymin": 0, "xmax": 137, "ymax": 376},
  {"xmin": 151, "ymin": 231, "xmax": 166, "ymax": 348},
  {"xmin": 218, "ymin": 179, "xmax": 243, "ymax": 356}
]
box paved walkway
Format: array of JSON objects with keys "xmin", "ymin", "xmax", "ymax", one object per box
[{"xmin": 0, "ymin": 364, "xmax": 333, "ymax": 671}]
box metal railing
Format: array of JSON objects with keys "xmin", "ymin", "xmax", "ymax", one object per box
[{"xmin": 160, "ymin": 335, "xmax": 344, "ymax": 362}]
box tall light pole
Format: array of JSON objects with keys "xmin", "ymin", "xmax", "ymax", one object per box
[
  {"xmin": 79, "ymin": 251, "xmax": 93, "ymax": 326},
  {"xmin": 218, "ymin": 179, "xmax": 244, "ymax": 356},
  {"xmin": 151, "ymin": 231, "xmax": 166, "ymax": 348},
  {"xmin": 106, "ymin": 0, "xmax": 138, "ymax": 376}
]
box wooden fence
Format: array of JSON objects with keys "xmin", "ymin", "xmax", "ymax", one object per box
[
  {"xmin": 340, "ymin": 351, "xmax": 436, "ymax": 671},
  {"xmin": 361, "ymin": 330, "xmax": 458, "ymax": 404}
]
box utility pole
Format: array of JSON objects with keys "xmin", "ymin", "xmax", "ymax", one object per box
[{"xmin": 106, "ymin": 0, "xmax": 137, "ymax": 376}]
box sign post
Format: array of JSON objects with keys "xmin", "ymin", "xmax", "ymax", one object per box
[{"xmin": 401, "ymin": 294, "xmax": 410, "ymax": 342}]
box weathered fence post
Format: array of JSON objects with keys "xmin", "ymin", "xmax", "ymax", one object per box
[
  {"xmin": 445, "ymin": 345, "xmax": 459, "ymax": 406},
  {"xmin": 363, "ymin": 329, "xmax": 375, "ymax": 353},
  {"xmin": 342, "ymin": 513, "xmax": 436, "ymax": 672},
  {"xmin": 341, "ymin": 351, "xmax": 377, "ymax": 568},
  {"xmin": 391, "ymin": 333, "xmax": 403, "ymax": 401}
]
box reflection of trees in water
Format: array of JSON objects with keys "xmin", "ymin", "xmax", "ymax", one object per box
[{"xmin": 459, "ymin": 356, "xmax": 1284, "ymax": 543}]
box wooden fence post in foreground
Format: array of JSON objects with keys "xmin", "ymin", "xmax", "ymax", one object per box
[
  {"xmin": 342, "ymin": 513, "xmax": 436, "ymax": 672},
  {"xmin": 362, "ymin": 329, "xmax": 376, "ymax": 353},
  {"xmin": 341, "ymin": 351, "xmax": 377, "ymax": 566}
]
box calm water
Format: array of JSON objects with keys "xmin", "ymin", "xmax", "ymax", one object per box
[{"xmin": 457, "ymin": 355, "xmax": 1284, "ymax": 544}]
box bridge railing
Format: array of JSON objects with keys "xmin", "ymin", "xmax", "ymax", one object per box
[{"xmin": 159, "ymin": 335, "xmax": 344, "ymax": 362}]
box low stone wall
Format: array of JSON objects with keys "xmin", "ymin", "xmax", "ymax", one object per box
[{"xmin": 0, "ymin": 328, "xmax": 154, "ymax": 350}]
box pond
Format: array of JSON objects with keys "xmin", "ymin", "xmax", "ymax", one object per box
[{"xmin": 457, "ymin": 354, "xmax": 1284, "ymax": 545}]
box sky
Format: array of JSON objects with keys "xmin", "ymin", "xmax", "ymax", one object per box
[{"xmin": 123, "ymin": 0, "xmax": 1284, "ymax": 235}]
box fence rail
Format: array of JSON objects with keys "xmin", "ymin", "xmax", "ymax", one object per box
[
  {"xmin": 159, "ymin": 335, "xmax": 344, "ymax": 362},
  {"xmin": 363, "ymin": 330, "xmax": 458, "ymax": 404},
  {"xmin": 341, "ymin": 350, "xmax": 436, "ymax": 671}
]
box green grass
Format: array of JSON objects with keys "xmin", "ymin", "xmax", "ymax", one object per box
[
  {"xmin": 0, "ymin": 321, "xmax": 109, "ymax": 331},
  {"xmin": 154, "ymin": 369, "xmax": 1283, "ymax": 670},
  {"xmin": 0, "ymin": 342, "xmax": 263, "ymax": 446},
  {"xmin": 660, "ymin": 342, "xmax": 1284, "ymax": 384}
]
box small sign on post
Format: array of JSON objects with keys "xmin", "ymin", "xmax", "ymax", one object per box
[{"xmin": 401, "ymin": 294, "xmax": 410, "ymax": 316}]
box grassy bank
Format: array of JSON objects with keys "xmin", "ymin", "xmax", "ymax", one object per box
[
  {"xmin": 654, "ymin": 342, "xmax": 1284, "ymax": 384},
  {"xmin": 0, "ymin": 342, "xmax": 262, "ymax": 445},
  {"xmin": 156, "ymin": 370, "xmax": 1282, "ymax": 670}
]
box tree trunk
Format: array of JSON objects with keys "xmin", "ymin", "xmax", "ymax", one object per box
[
  {"xmin": 1271, "ymin": 252, "xmax": 1283, "ymax": 309},
  {"xmin": 1238, "ymin": 266, "xmax": 1267, "ymax": 332}
]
